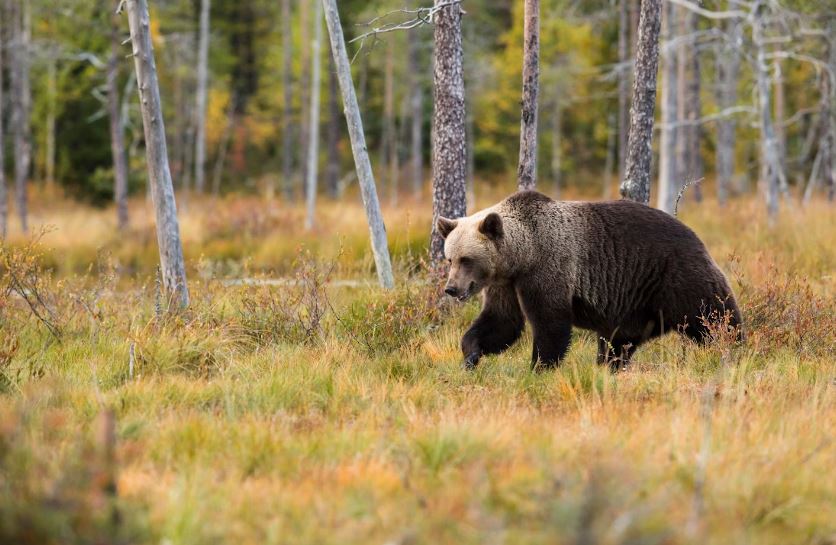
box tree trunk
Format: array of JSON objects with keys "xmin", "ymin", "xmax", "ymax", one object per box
[
  {"xmin": 827, "ymin": 17, "xmax": 835, "ymax": 202},
  {"xmin": 211, "ymin": 98, "xmax": 235, "ymax": 196},
  {"xmin": 620, "ymin": 0, "xmax": 662, "ymax": 205},
  {"xmin": 408, "ymin": 27, "xmax": 424, "ymax": 197},
  {"xmin": 10, "ymin": 0, "xmax": 31, "ymax": 233},
  {"xmin": 804, "ymin": 20, "xmax": 834, "ymax": 204},
  {"xmin": 617, "ymin": 0, "xmax": 630, "ymax": 184},
  {"xmin": 194, "ymin": 0, "xmax": 210, "ymax": 194},
  {"xmin": 0, "ymin": 1, "xmax": 7, "ymax": 239},
  {"xmin": 430, "ymin": 0, "xmax": 468, "ymax": 264},
  {"xmin": 686, "ymin": 9, "xmax": 703, "ymax": 203},
  {"xmin": 551, "ymin": 97, "xmax": 562, "ymax": 199},
  {"xmin": 45, "ymin": 53, "xmax": 56, "ymax": 192},
  {"xmin": 281, "ymin": 0, "xmax": 294, "ymax": 200},
  {"xmin": 517, "ymin": 0, "xmax": 540, "ymax": 191},
  {"xmin": 656, "ymin": 2, "xmax": 679, "ymax": 214},
  {"xmin": 322, "ymin": 0, "xmax": 394, "ymax": 289},
  {"xmin": 109, "ymin": 9, "xmax": 129, "ymax": 230},
  {"xmin": 298, "ymin": 0, "xmax": 311, "ymax": 197},
  {"xmin": 326, "ymin": 48, "xmax": 341, "ymax": 198},
  {"xmin": 752, "ymin": 1, "xmax": 784, "ymax": 221},
  {"xmin": 715, "ymin": 15, "xmax": 741, "ymax": 206},
  {"xmin": 381, "ymin": 38, "xmax": 396, "ymax": 202},
  {"xmin": 603, "ymin": 111, "xmax": 616, "ymax": 200},
  {"xmin": 124, "ymin": 0, "xmax": 189, "ymax": 309},
  {"xmin": 304, "ymin": 0, "xmax": 322, "ymax": 230}
]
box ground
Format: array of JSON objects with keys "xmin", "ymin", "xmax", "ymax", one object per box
[{"xmin": 0, "ymin": 188, "xmax": 834, "ymax": 545}]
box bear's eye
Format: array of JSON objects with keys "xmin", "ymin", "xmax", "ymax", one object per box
[{"xmin": 459, "ymin": 256, "xmax": 472, "ymax": 266}]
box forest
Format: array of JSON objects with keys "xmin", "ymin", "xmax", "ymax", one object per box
[{"xmin": 0, "ymin": 0, "xmax": 834, "ymax": 543}]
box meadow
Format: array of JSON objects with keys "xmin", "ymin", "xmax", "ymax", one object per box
[{"xmin": 1, "ymin": 188, "xmax": 834, "ymax": 545}]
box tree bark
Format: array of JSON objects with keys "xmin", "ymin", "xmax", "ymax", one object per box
[
  {"xmin": 408, "ymin": 27, "xmax": 424, "ymax": 197},
  {"xmin": 298, "ymin": 0, "xmax": 311, "ymax": 196},
  {"xmin": 617, "ymin": 0, "xmax": 631, "ymax": 184},
  {"xmin": 715, "ymin": 15, "xmax": 741, "ymax": 206},
  {"xmin": 194, "ymin": 0, "xmax": 210, "ymax": 193},
  {"xmin": 10, "ymin": 0, "xmax": 31, "ymax": 233},
  {"xmin": 325, "ymin": 47, "xmax": 341, "ymax": 198},
  {"xmin": 109, "ymin": 9, "xmax": 129, "ymax": 230},
  {"xmin": 281, "ymin": 0, "xmax": 294, "ymax": 200},
  {"xmin": 620, "ymin": 0, "xmax": 662, "ymax": 205},
  {"xmin": 322, "ymin": 0, "xmax": 394, "ymax": 289},
  {"xmin": 752, "ymin": 1, "xmax": 784, "ymax": 221},
  {"xmin": 804, "ymin": 19, "xmax": 834, "ymax": 204},
  {"xmin": 430, "ymin": 0, "xmax": 468, "ymax": 264},
  {"xmin": 657, "ymin": 2, "xmax": 679, "ymax": 214},
  {"xmin": 686, "ymin": 9, "xmax": 703, "ymax": 203},
  {"xmin": 304, "ymin": 0, "xmax": 322, "ymax": 230},
  {"xmin": 517, "ymin": 0, "xmax": 540, "ymax": 191},
  {"xmin": 0, "ymin": 1, "xmax": 7, "ymax": 239},
  {"xmin": 124, "ymin": 0, "xmax": 189, "ymax": 308}
]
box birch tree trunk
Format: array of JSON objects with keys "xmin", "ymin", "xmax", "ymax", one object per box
[
  {"xmin": 109, "ymin": 9, "xmax": 129, "ymax": 230},
  {"xmin": 430, "ymin": 0, "xmax": 467, "ymax": 264},
  {"xmin": 657, "ymin": 2, "xmax": 679, "ymax": 214},
  {"xmin": 617, "ymin": 0, "xmax": 631, "ymax": 184},
  {"xmin": 517, "ymin": 0, "xmax": 540, "ymax": 191},
  {"xmin": 620, "ymin": 0, "xmax": 662, "ymax": 205},
  {"xmin": 408, "ymin": 27, "xmax": 424, "ymax": 197},
  {"xmin": 124, "ymin": 0, "xmax": 189, "ymax": 308},
  {"xmin": 321, "ymin": 0, "xmax": 394, "ymax": 289},
  {"xmin": 0, "ymin": 3, "xmax": 6, "ymax": 239},
  {"xmin": 10, "ymin": 0, "xmax": 31, "ymax": 233},
  {"xmin": 304, "ymin": 0, "xmax": 322, "ymax": 231},
  {"xmin": 752, "ymin": 1, "xmax": 784, "ymax": 221},
  {"xmin": 281, "ymin": 0, "xmax": 294, "ymax": 200},
  {"xmin": 326, "ymin": 49, "xmax": 341, "ymax": 198},
  {"xmin": 194, "ymin": 0, "xmax": 210, "ymax": 194},
  {"xmin": 715, "ymin": 16, "xmax": 741, "ymax": 206}
]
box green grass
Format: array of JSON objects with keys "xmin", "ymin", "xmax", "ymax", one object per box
[{"xmin": 0, "ymin": 194, "xmax": 834, "ymax": 544}]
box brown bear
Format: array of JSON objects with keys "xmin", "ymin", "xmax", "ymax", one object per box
[{"xmin": 438, "ymin": 190, "xmax": 742, "ymax": 370}]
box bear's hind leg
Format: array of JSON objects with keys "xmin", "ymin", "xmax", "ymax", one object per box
[{"xmin": 461, "ymin": 285, "xmax": 525, "ymax": 369}]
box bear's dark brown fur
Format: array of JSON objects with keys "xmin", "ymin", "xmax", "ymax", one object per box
[{"xmin": 438, "ymin": 190, "xmax": 742, "ymax": 370}]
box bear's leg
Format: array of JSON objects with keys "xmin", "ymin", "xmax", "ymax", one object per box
[
  {"xmin": 461, "ymin": 285, "xmax": 525, "ymax": 369},
  {"xmin": 597, "ymin": 336, "xmax": 640, "ymax": 371}
]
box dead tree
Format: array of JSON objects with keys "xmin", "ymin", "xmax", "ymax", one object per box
[
  {"xmin": 109, "ymin": 7, "xmax": 129, "ymax": 230},
  {"xmin": 715, "ymin": 14, "xmax": 741, "ymax": 206},
  {"xmin": 10, "ymin": 0, "xmax": 31, "ymax": 233},
  {"xmin": 193, "ymin": 0, "xmax": 210, "ymax": 193},
  {"xmin": 408, "ymin": 26, "xmax": 424, "ymax": 196},
  {"xmin": 617, "ymin": 0, "xmax": 631, "ymax": 184},
  {"xmin": 430, "ymin": 0, "xmax": 468, "ymax": 264},
  {"xmin": 325, "ymin": 49, "xmax": 341, "ymax": 198},
  {"xmin": 517, "ymin": 0, "xmax": 540, "ymax": 191},
  {"xmin": 381, "ymin": 38, "xmax": 396, "ymax": 201},
  {"xmin": 621, "ymin": 0, "xmax": 663, "ymax": 205},
  {"xmin": 322, "ymin": 0, "xmax": 394, "ymax": 289},
  {"xmin": 123, "ymin": 0, "xmax": 190, "ymax": 308},
  {"xmin": 305, "ymin": 0, "xmax": 323, "ymax": 231},
  {"xmin": 281, "ymin": 0, "xmax": 294, "ymax": 200},
  {"xmin": 685, "ymin": 9, "xmax": 703, "ymax": 202},
  {"xmin": 657, "ymin": 1, "xmax": 680, "ymax": 214}
]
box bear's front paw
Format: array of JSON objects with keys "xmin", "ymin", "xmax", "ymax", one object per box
[{"xmin": 462, "ymin": 353, "xmax": 481, "ymax": 370}]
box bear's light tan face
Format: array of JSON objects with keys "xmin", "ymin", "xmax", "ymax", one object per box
[{"xmin": 438, "ymin": 212, "xmax": 503, "ymax": 301}]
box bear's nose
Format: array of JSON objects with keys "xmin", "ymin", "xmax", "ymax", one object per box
[{"xmin": 444, "ymin": 286, "xmax": 458, "ymax": 297}]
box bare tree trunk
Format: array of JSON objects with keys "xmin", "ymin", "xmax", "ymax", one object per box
[
  {"xmin": 381, "ymin": 38, "xmax": 396, "ymax": 202},
  {"xmin": 10, "ymin": 0, "xmax": 31, "ymax": 233},
  {"xmin": 657, "ymin": 2, "xmax": 679, "ymax": 214},
  {"xmin": 684, "ymin": 9, "xmax": 703, "ymax": 202},
  {"xmin": 322, "ymin": 0, "xmax": 394, "ymax": 289},
  {"xmin": 804, "ymin": 21, "xmax": 834, "ymax": 205},
  {"xmin": 715, "ymin": 16, "xmax": 741, "ymax": 206},
  {"xmin": 603, "ymin": 111, "xmax": 616, "ymax": 200},
  {"xmin": 408, "ymin": 27, "xmax": 424, "ymax": 197},
  {"xmin": 325, "ymin": 48, "xmax": 340, "ymax": 198},
  {"xmin": 620, "ymin": 0, "xmax": 662, "ymax": 205},
  {"xmin": 752, "ymin": 1, "xmax": 784, "ymax": 221},
  {"xmin": 298, "ymin": 0, "xmax": 311, "ymax": 196},
  {"xmin": 124, "ymin": 0, "xmax": 189, "ymax": 308},
  {"xmin": 517, "ymin": 0, "xmax": 540, "ymax": 191},
  {"xmin": 304, "ymin": 0, "xmax": 322, "ymax": 230},
  {"xmin": 617, "ymin": 0, "xmax": 631, "ymax": 184},
  {"xmin": 430, "ymin": 0, "xmax": 468, "ymax": 264},
  {"xmin": 194, "ymin": 0, "xmax": 210, "ymax": 193},
  {"xmin": 281, "ymin": 0, "xmax": 294, "ymax": 200},
  {"xmin": 551, "ymin": 97, "xmax": 562, "ymax": 199},
  {"xmin": 109, "ymin": 9, "xmax": 129, "ymax": 230},
  {"xmin": 0, "ymin": 2, "xmax": 7, "ymax": 239}
]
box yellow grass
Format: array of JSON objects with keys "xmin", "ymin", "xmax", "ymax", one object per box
[{"xmin": 0, "ymin": 190, "xmax": 834, "ymax": 545}]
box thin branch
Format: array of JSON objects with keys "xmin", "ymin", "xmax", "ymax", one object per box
[
  {"xmin": 667, "ymin": 0, "xmax": 746, "ymax": 20},
  {"xmin": 349, "ymin": 0, "xmax": 462, "ymax": 45}
]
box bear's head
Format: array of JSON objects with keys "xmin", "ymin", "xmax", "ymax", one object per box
[{"xmin": 437, "ymin": 211, "xmax": 504, "ymax": 301}]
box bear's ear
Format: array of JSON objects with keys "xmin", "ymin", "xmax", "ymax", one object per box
[
  {"xmin": 478, "ymin": 213, "xmax": 504, "ymax": 241},
  {"xmin": 436, "ymin": 217, "xmax": 458, "ymax": 239}
]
